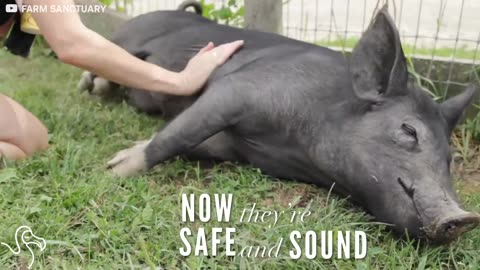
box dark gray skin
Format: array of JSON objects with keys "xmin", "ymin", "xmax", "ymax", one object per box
[{"xmin": 79, "ymin": 5, "xmax": 479, "ymax": 243}]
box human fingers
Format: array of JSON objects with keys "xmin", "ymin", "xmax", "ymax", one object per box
[
  {"xmin": 210, "ymin": 40, "xmax": 244, "ymax": 65},
  {"xmin": 197, "ymin": 41, "xmax": 215, "ymax": 55}
]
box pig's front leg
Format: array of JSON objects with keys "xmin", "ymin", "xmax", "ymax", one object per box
[{"xmin": 107, "ymin": 87, "xmax": 247, "ymax": 177}]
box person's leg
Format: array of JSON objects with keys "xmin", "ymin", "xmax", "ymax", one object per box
[
  {"xmin": 0, "ymin": 94, "xmax": 49, "ymax": 160},
  {"xmin": 0, "ymin": 142, "xmax": 27, "ymax": 160}
]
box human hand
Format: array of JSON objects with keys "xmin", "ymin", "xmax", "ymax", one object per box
[{"xmin": 177, "ymin": 40, "xmax": 244, "ymax": 95}]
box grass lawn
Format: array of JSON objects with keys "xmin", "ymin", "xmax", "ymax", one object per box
[{"xmin": 0, "ymin": 49, "xmax": 479, "ymax": 269}]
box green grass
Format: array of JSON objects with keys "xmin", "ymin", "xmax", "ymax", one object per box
[
  {"xmin": 317, "ymin": 38, "xmax": 479, "ymax": 60},
  {"xmin": 0, "ymin": 49, "xmax": 479, "ymax": 269}
]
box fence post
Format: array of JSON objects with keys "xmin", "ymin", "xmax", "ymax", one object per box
[{"xmin": 244, "ymin": 0, "xmax": 282, "ymax": 34}]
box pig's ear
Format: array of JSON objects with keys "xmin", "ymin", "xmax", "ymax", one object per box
[
  {"xmin": 440, "ymin": 85, "xmax": 477, "ymax": 134},
  {"xmin": 350, "ymin": 6, "xmax": 408, "ymax": 100}
]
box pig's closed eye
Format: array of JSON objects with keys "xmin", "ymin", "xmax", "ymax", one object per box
[
  {"xmin": 396, "ymin": 123, "xmax": 419, "ymax": 150},
  {"xmin": 401, "ymin": 123, "xmax": 418, "ymax": 141}
]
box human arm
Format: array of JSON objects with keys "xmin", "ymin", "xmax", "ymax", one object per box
[{"xmin": 26, "ymin": 0, "xmax": 243, "ymax": 95}]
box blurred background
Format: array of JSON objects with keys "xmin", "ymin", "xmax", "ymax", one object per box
[{"xmin": 104, "ymin": 0, "xmax": 480, "ymax": 60}]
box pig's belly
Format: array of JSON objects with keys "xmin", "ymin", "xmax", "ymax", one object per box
[{"xmin": 234, "ymin": 137, "xmax": 314, "ymax": 182}]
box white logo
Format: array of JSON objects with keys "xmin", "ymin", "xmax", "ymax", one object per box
[
  {"xmin": 10, "ymin": 4, "xmax": 106, "ymax": 14},
  {"xmin": 5, "ymin": 4, "xmax": 18, "ymax": 13},
  {"xmin": 1, "ymin": 226, "xmax": 46, "ymax": 269}
]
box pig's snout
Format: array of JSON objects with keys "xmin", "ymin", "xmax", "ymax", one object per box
[
  {"xmin": 397, "ymin": 177, "xmax": 479, "ymax": 243},
  {"xmin": 427, "ymin": 211, "xmax": 480, "ymax": 243}
]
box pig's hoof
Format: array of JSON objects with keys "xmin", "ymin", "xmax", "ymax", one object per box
[
  {"xmin": 78, "ymin": 71, "xmax": 93, "ymax": 92},
  {"xmin": 78, "ymin": 71, "xmax": 112, "ymax": 96},
  {"xmin": 91, "ymin": 77, "xmax": 112, "ymax": 95},
  {"xmin": 107, "ymin": 140, "xmax": 150, "ymax": 177}
]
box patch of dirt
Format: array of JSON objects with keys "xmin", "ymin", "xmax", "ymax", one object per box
[
  {"xmin": 458, "ymin": 170, "xmax": 480, "ymax": 194},
  {"xmin": 452, "ymin": 147, "xmax": 480, "ymax": 194},
  {"xmin": 261, "ymin": 183, "xmax": 325, "ymax": 208}
]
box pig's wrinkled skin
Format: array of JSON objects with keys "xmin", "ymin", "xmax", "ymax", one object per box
[{"xmin": 79, "ymin": 5, "xmax": 479, "ymax": 243}]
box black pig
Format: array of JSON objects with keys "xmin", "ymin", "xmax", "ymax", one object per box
[{"xmin": 79, "ymin": 5, "xmax": 479, "ymax": 243}]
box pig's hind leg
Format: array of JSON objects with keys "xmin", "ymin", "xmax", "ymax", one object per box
[
  {"xmin": 78, "ymin": 71, "xmax": 121, "ymax": 101},
  {"xmin": 77, "ymin": 51, "xmax": 150, "ymax": 98},
  {"xmin": 77, "ymin": 71, "xmax": 94, "ymax": 92},
  {"xmin": 107, "ymin": 86, "xmax": 247, "ymax": 177}
]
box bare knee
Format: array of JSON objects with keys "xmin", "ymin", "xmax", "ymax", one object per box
[
  {"xmin": 0, "ymin": 142, "xmax": 27, "ymax": 161},
  {"xmin": 0, "ymin": 94, "xmax": 49, "ymax": 157}
]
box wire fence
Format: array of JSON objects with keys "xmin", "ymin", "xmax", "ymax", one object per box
[{"xmin": 111, "ymin": 0, "xmax": 480, "ymax": 90}]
